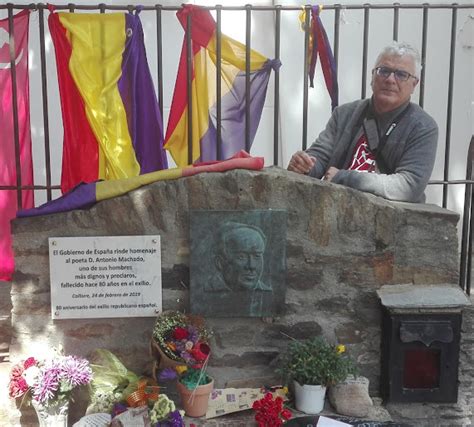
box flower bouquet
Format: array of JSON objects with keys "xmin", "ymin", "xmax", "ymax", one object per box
[
  {"xmin": 8, "ymin": 349, "xmax": 92, "ymax": 426},
  {"xmin": 252, "ymin": 392, "xmax": 292, "ymax": 427},
  {"xmin": 86, "ymin": 349, "xmax": 185, "ymax": 427},
  {"xmin": 151, "ymin": 311, "xmax": 212, "ymax": 371},
  {"xmin": 151, "ymin": 311, "xmax": 213, "ymax": 417}
]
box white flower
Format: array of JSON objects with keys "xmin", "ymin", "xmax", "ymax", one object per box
[{"xmin": 23, "ymin": 366, "xmax": 41, "ymax": 387}]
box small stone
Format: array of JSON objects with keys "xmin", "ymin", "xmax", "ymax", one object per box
[{"xmin": 328, "ymin": 375, "xmax": 373, "ymax": 417}]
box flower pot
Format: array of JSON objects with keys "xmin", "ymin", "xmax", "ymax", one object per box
[
  {"xmin": 293, "ymin": 380, "xmax": 326, "ymax": 414},
  {"xmin": 176, "ymin": 378, "xmax": 214, "ymax": 417},
  {"xmin": 32, "ymin": 399, "xmax": 69, "ymax": 427}
]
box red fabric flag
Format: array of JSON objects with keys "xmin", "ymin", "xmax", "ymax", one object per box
[{"xmin": 0, "ymin": 10, "xmax": 34, "ymax": 281}]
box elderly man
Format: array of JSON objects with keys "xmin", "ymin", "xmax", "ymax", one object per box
[{"xmin": 288, "ymin": 42, "xmax": 438, "ymax": 203}]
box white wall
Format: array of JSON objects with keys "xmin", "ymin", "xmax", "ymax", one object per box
[{"xmin": 2, "ymin": 1, "xmax": 473, "ymax": 221}]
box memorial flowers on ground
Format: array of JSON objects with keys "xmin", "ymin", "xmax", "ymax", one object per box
[
  {"xmin": 8, "ymin": 349, "xmax": 92, "ymax": 408},
  {"xmin": 252, "ymin": 392, "xmax": 292, "ymax": 427},
  {"xmin": 87, "ymin": 349, "xmax": 185, "ymax": 426},
  {"xmin": 151, "ymin": 311, "xmax": 212, "ymax": 369}
]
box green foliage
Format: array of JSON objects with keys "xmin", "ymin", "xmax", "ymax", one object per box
[
  {"xmin": 277, "ymin": 337, "xmax": 357, "ymax": 387},
  {"xmin": 179, "ymin": 367, "xmax": 212, "ymax": 390}
]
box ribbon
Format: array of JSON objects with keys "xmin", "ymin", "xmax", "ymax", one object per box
[
  {"xmin": 126, "ymin": 378, "xmax": 160, "ymax": 407},
  {"xmin": 300, "ymin": 6, "xmax": 339, "ymax": 111}
]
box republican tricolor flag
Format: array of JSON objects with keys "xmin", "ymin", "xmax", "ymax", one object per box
[
  {"xmin": 165, "ymin": 5, "xmax": 280, "ymax": 167},
  {"xmin": 0, "ymin": 10, "xmax": 34, "ymax": 281},
  {"xmin": 48, "ymin": 9, "xmax": 168, "ymax": 194}
]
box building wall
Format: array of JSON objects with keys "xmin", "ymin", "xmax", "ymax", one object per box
[{"xmin": 9, "ymin": 167, "xmax": 464, "ymax": 422}]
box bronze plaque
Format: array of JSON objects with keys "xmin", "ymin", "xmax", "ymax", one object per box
[{"xmin": 190, "ymin": 210, "xmax": 287, "ymax": 317}]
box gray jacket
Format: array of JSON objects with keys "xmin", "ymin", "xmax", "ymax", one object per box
[{"xmin": 307, "ymin": 98, "xmax": 438, "ymax": 202}]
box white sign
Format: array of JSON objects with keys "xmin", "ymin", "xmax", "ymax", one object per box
[
  {"xmin": 317, "ymin": 416, "xmax": 352, "ymax": 427},
  {"xmin": 49, "ymin": 236, "xmax": 162, "ymax": 319}
]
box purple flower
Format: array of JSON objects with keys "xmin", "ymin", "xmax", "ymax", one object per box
[
  {"xmin": 33, "ymin": 363, "xmax": 61, "ymax": 403},
  {"xmin": 61, "ymin": 356, "xmax": 92, "ymax": 387},
  {"xmin": 167, "ymin": 410, "xmax": 185, "ymax": 427},
  {"xmin": 112, "ymin": 402, "xmax": 128, "ymax": 418},
  {"xmin": 158, "ymin": 367, "xmax": 178, "ymax": 382},
  {"xmin": 187, "ymin": 327, "xmax": 199, "ymax": 344},
  {"xmin": 153, "ymin": 410, "xmax": 184, "ymax": 427}
]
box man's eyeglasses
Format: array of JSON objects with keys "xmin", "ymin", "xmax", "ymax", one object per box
[{"xmin": 374, "ymin": 66, "xmax": 418, "ymax": 82}]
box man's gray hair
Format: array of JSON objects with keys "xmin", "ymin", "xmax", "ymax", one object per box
[{"xmin": 375, "ymin": 41, "xmax": 422, "ymax": 77}]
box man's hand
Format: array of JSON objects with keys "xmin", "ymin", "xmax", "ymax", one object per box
[
  {"xmin": 287, "ymin": 151, "xmax": 316, "ymax": 175},
  {"xmin": 324, "ymin": 166, "xmax": 339, "ymax": 182}
]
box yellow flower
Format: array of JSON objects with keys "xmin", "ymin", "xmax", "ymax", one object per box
[
  {"xmin": 336, "ymin": 345, "xmax": 346, "ymax": 354},
  {"xmin": 175, "ymin": 365, "xmax": 188, "ymax": 375},
  {"xmin": 282, "ymin": 386, "xmax": 289, "ymax": 396}
]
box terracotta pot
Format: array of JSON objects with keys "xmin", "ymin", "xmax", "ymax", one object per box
[{"xmin": 176, "ymin": 378, "xmax": 214, "ymax": 417}]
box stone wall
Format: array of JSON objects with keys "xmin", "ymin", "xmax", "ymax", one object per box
[{"xmin": 9, "ymin": 167, "xmax": 463, "ymax": 422}]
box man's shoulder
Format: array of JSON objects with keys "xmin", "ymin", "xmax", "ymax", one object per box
[
  {"xmin": 333, "ymin": 99, "xmax": 370, "ymax": 120},
  {"xmin": 407, "ymin": 102, "xmax": 438, "ymax": 130}
]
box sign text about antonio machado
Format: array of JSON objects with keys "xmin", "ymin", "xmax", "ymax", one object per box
[{"xmin": 49, "ymin": 236, "xmax": 162, "ymax": 319}]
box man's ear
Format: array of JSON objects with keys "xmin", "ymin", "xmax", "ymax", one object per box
[
  {"xmin": 411, "ymin": 77, "xmax": 419, "ymax": 93},
  {"xmin": 215, "ymin": 255, "xmax": 223, "ymax": 271}
]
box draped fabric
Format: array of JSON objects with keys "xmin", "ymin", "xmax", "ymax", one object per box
[
  {"xmin": 0, "ymin": 10, "xmax": 34, "ymax": 281},
  {"xmin": 301, "ymin": 6, "xmax": 338, "ymax": 110},
  {"xmin": 165, "ymin": 4, "xmax": 280, "ymax": 167},
  {"xmin": 18, "ymin": 151, "xmax": 264, "ymax": 218},
  {"xmin": 48, "ymin": 10, "xmax": 168, "ymax": 194}
]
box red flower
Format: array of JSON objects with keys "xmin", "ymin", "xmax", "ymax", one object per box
[
  {"xmin": 190, "ymin": 342, "xmax": 210, "ymax": 362},
  {"xmin": 253, "ymin": 392, "xmax": 292, "ymax": 427},
  {"xmin": 23, "ymin": 357, "xmax": 37, "ymax": 369},
  {"xmin": 172, "ymin": 327, "xmax": 189, "ymax": 340}
]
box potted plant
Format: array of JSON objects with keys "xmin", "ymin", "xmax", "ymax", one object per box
[
  {"xmin": 277, "ymin": 337, "xmax": 357, "ymax": 414},
  {"xmin": 152, "ymin": 311, "xmax": 213, "ymax": 417}
]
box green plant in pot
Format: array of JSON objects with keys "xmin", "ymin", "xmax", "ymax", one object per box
[{"xmin": 277, "ymin": 337, "xmax": 357, "ymax": 414}]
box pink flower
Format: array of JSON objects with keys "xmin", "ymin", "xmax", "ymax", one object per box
[
  {"xmin": 8, "ymin": 376, "xmax": 28, "ymax": 398},
  {"xmin": 23, "ymin": 357, "xmax": 37, "ymax": 369}
]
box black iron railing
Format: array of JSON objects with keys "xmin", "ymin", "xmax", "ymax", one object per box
[{"xmin": 0, "ymin": 3, "xmax": 472, "ymax": 294}]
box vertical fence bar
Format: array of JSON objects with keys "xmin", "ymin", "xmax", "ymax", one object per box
[
  {"xmin": 216, "ymin": 5, "xmax": 222, "ymax": 160},
  {"xmin": 460, "ymin": 136, "xmax": 474, "ymax": 294},
  {"xmin": 334, "ymin": 5, "xmax": 341, "ymax": 70},
  {"xmin": 7, "ymin": 4, "xmax": 23, "ymax": 209},
  {"xmin": 38, "ymin": 4, "xmax": 52, "ymax": 201},
  {"xmin": 419, "ymin": 4, "xmax": 428, "ymax": 107},
  {"xmin": 156, "ymin": 5, "xmax": 163, "ymax": 120},
  {"xmin": 392, "ymin": 3, "xmax": 399, "ymax": 41},
  {"xmin": 468, "ymin": 203, "xmax": 473, "ymax": 295},
  {"xmin": 273, "ymin": 6, "xmax": 281, "ymax": 166},
  {"xmin": 99, "ymin": 3, "xmax": 105, "ymax": 13},
  {"xmin": 361, "ymin": 4, "xmax": 370, "ymax": 99},
  {"xmin": 442, "ymin": 5, "xmax": 457, "ymax": 208},
  {"xmin": 245, "ymin": 4, "xmax": 251, "ymax": 153},
  {"xmin": 186, "ymin": 12, "xmax": 193, "ymax": 165},
  {"xmin": 302, "ymin": 5, "xmax": 310, "ymax": 150}
]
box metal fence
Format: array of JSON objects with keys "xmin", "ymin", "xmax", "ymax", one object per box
[{"xmin": 1, "ymin": 2, "xmax": 473, "ymax": 294}]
